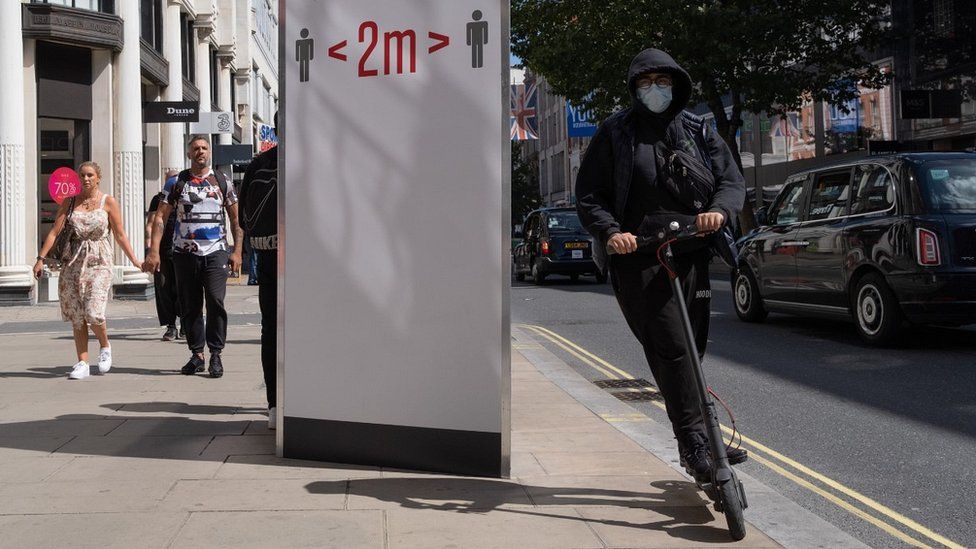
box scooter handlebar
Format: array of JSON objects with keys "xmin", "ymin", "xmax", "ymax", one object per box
[{"xmin": 606, "ymin": 222, "xmax": 699, "ymax": 255}]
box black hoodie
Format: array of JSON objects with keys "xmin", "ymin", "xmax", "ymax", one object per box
[{"xmin": 575, "ymin": 48, "xmax": 745, "ymax": 272}]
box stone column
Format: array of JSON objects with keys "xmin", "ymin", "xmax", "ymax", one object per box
[
  {"xmin": 217, "ymin": 58, "xmax": 233, "ymax": 145},
  {"xmin": 235, "ymin": 70, "xmax": 254, "ymax": 147},
  {"xmin": 0, "ymin": 1, "xmax": 33, "ymax": 302},
  {"xmin": 161, "ymin": 0, "xmax": 185, "ymax": 173},
  {"xmin": 195, "ymin": 22, "xmax": 214, "ymax": 116},
  {"xmin": 113, "ymin": 0, "xmax": 152, "ymax": 299}
]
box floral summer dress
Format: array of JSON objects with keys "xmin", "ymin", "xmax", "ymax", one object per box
[{"xmin": 59, "ymin": 195, "xmax": 114, "ymax": 327}]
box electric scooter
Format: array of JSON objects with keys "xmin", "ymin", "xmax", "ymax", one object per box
[{"xmin": 608, "ymin": 221, "xmax": 748, "ymax": 541}]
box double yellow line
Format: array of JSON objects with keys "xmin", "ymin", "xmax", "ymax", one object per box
[{"xmin": 516, "ymin": 323, "xmax": 964, "ymax": 549}]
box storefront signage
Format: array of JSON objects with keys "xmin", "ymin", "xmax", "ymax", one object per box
[
  {"xmin": 567, "ymin": 102, "xmax": 597, "ymax": 138},
  {"xmin": 190, "ymin": 111, "xmax": 234, "ymax": 134},
  {"xmin": 258, "ymin": 124, "xmax": 278, "ymax": 152},
  {"xmin": 143, "ymin": 101, "xmax": 200, "ymax": 123},
  {"xmin": 213, "ymin": 144, "xmax": 255, "ymax": 167},
  {"xmin": 901, "ymin": 90, "xmax": 962, "ymax": 119},
  {"xmin": 48, "ymin": 167, "xmax": 81, "ymax": 205}
]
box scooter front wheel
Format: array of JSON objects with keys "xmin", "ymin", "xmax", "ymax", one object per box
[{"xmin": 719, "ymin": 480, "xmax": 747, "ymax": 541}]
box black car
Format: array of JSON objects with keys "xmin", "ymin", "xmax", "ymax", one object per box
[
  {"xmin": 513, "ymin": 207, "xmax": 605, "ymax": 284},
  {"xmin": 733, "ymin": 153, "xmax": 976, "ymax": 345}
]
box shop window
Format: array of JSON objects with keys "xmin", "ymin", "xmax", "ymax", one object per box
[
  {"xmin": 824, "ymin": 65, "xmax": 894, "ymax": 155},
  {"xmin": 761, "ymin": 100, "xmax": 817, "ymax": 165}
]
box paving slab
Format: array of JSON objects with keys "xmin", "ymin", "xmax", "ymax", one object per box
[
  {"xmin": 159, "ymin": 478, "xmax": 347, "ymax": 511},
  {"xmin": 0, "ymin": 479, "xmax": 176, "ymax": 514},
  {"xmin": 0, "ymin": 512, "xmax": 188, "ymax": 549},
  {"xmin": 386, "ymin": 507, "xmax": 603, "ymax": 549},
  {"xmin": 169, "ymin": 510, "xmax": 384, "ymax": 549}
]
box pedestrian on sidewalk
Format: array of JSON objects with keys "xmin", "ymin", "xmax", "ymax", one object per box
[
  {"xmin": 575, "ymin": 48, "xmax": 746, "ymax": 482},
  {"xmin": 143, "ymin": 136, "xmax": 243, "ymax": 379},
  {"xmin": 146, "ymin": 169, "xmax": 183, "ymax": 341},
  {"xmin": 239, "ymin": 111, "xmax": 278, "ymax": 429},
  {"xmin": 32, "ymin": 161, "xmax": 144, "ymax": 380}
]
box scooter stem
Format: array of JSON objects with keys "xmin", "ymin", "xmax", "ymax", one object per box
[{"xmin": 664, "ymin": 245, "xmax": 734, "ymax": 478}]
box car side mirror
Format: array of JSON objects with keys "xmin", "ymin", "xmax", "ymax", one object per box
[{"xmin": 755, "ymin": 207, "xmax": 769, "ymax": 226}]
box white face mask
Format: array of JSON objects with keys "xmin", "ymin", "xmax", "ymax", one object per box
[{"xmin": 638, "ymin": 85, "xmax": 673, "ymax": 114}]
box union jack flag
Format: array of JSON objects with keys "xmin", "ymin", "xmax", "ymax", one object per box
[{"xmin": 510, "ymin": 76, "xmax": 539, "ymax": 140}]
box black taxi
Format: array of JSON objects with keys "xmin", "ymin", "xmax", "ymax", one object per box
[
  {"xmin": 733, "ymin": 153, "xmax": 976, "ymax": 345},
  {"xmin": 513, "ymin": 207, "xmax": 604, "ymax": 284}
]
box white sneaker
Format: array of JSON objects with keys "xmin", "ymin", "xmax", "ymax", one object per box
[
  {"xmin": 268, "ymin": 407, "xmax": 277, "ymax": 430},
  {"xmin": 68, "ymin": 361, "xmax": 90, "ymax": 380},
  {"xmin": 97, "ymin": 347, "xmax": 112, "ymax": 374}
]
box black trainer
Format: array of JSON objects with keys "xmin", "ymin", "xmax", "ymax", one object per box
[
  {"xmin": 181, "ymin": 354, "xmax": 205, "ymax": 375},
  {"xmin": 679, "ymin": 442, "xmax": 712, "ymax": 483},
  {"xmin": 162, "ymin": 325, "xmax": 178, "ymax": 341},
  {"xmin": 208, "ymin": 353, "xmax": 223, "ymax": 378}
]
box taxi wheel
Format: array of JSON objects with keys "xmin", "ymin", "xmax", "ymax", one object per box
[
  {"xmin": 852, "ymin": 273, "xmax": 903, "ymax": 346},
  {"xmin": 733, "ymin": 267, "xmax": 767, "ymax": 322}
]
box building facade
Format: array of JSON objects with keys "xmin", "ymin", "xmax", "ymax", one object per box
[{"xmin": 0, "ymin": 0, "xmax": 278, "ymax": 305}]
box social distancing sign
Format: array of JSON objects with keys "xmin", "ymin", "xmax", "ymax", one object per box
[{"xmin": 280, "ymin": 0, "xmax": 510, "ymax": 477}]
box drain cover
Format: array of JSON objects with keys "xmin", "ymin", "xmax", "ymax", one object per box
[
  {"xmin": 611, "ymin": 390, "xmax": 663, "ymax": 402},
  {"xmin": 593, "ymin": 378, "xmax": 655, "ymax": 389}
]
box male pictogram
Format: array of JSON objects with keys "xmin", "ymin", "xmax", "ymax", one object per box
[
  {"xmin": 466, "ymin": 10, "xmax": 488, "ymax": 69},
  {"xmin": 296, "ymin": 28, "xmax": 314, "ymax": 82}
]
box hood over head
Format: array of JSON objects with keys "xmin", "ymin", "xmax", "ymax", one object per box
[{"xmin": 627, "ymin": 48, "xmax": 693, "ymax": 121}]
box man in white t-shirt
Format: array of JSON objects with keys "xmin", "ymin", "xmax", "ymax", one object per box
[{"xmin": 144, "ymin": 135, "xmax": 243, "ymax": 378}]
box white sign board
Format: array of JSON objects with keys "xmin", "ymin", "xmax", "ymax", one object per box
[
  {"xmin": 280, "ymin": 0, "xmax": 510, "ymax": 477},
  {"xmin": 189, "ymin": 111, "xmax": 233, "ymax": 134}
]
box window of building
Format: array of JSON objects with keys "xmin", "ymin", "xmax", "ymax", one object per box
[
  {"xmin": 761, "ymin": 100, "xmax": 817, "ymax": 165},
  {"xmin": 540, "ymin": 158, "xmax": 549, "ymax": 196},
  {"xmin": 139, "ymin": 0, "xmax": 163, "ymax": 52},
  {"xmin": 33, "ymin": 0, "xmax": 115, "ymax": 13},
  {"xmin": 210, "ymin": 49, "xmax": 220, "ymax": 109},
  {"xmin": 181, "ymin": 14, "xmax": 195, "ymax": 83},
  {"xmin": 824, "ymin": 64, "xmax": 894, "ymax": 155}
]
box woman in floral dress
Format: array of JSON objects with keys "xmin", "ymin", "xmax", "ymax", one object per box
[{"xmin": 33, "ymin": 162, "xmax": 143, "ymax": 380}]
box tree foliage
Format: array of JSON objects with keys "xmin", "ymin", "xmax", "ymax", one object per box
[
  {"xmin": 511, "ymin": 142, "xmax": 541, "ymax": 228},
  {"xmin": 512, "ymin": 0, "xmax": 893, "ymax": 166}
]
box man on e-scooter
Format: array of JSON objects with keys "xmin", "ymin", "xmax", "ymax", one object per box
[{"xmin": 575, "ymin": 48, "xmax": 747, "ymax": 483}]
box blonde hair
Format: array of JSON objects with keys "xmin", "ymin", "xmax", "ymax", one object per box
[{"xmin": 78, "ymin": 161, "xmax": 102, "ymax": 178}]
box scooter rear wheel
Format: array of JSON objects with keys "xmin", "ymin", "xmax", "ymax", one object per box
[{"xmin": 720, "ymin": 480, "xmax": 747, "ymax": 541}]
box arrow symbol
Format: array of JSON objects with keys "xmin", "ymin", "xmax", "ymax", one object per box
[
  {"xmin": 328, "ymin": 40, "xmax": 348, "ymax": 61},
  {"xmin": 428, "ymin": 31, "xmax": 449, "ymax": 54}
]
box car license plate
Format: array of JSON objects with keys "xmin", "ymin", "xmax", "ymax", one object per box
[
  {"xmin": 572, "ymin": 250, "xmax": 583, "ymax": 259},
  {"xmin": 565, "ymin": 242, "xmax": 589, "ymax": 249}
]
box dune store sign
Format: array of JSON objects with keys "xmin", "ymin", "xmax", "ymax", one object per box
[{"xmin": 143, "ymin": 101, "xmax": 200, "ymax": 123}]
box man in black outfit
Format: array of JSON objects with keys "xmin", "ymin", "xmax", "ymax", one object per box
[
  {"xmin": 575, "ymin": 48, "xmax": 747, "ymax": 482},
  {"xmin": 239, "ymin": 113, "xmax": 278, "ymax": 429},
  {"xmin": 146, "ymin": 170, "xmax": 182, "ymax": 341}
]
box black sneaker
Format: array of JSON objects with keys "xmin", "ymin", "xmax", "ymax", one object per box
[
  {"xmin": 181, "ymin": 355, "xmax": 205, "ymax": 375},
  {"xmin": 727, "ymin": 446, "xmax": 748, "ymax": 465},
  {"xmin": 162, "ymin": 325, "xmax": 178, "ymax": 341},
  {"xmin": 680, "ymin": 442, "xmax": 712, "ymax": 483},
  {"xmin": 208, "ymin": 353, "xmax": 224, "ymax": 378}
]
